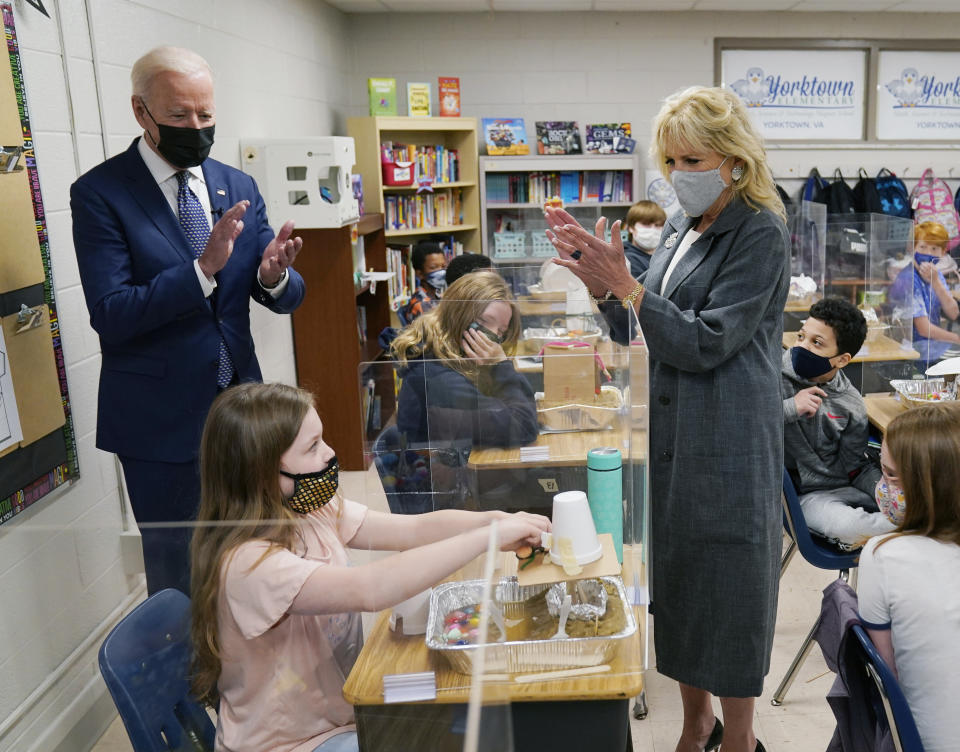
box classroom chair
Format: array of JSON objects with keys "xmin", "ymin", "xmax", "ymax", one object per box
[
  {"xmin": 98, "ymin": 588, "xmax": 215, "ymax": 752},
  {"xmin": 773, "ymin": 468, "xmax": 862, "ymax": 706},
  {"xmin": 850, "ymin": 625, "xmax": 925, "ymax": 752}
]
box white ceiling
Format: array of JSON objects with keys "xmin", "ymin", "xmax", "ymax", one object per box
[{"xmin": 329, "ymin": 0, "xmax": 960, "ymax": 12}]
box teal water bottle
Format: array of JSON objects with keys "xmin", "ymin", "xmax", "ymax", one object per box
[{"xmin": 587, "ymin": 447, "xmax": 623, "ymax": 563}]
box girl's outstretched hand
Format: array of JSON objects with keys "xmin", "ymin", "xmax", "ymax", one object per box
[{"xmin": 491, "ymin": 511, "xmax": 551, "ymax": 552}]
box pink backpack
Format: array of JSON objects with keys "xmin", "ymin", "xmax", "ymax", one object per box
[{"xmin": 910, "ymin": 168, "xmax": 960, "ymax": 250}]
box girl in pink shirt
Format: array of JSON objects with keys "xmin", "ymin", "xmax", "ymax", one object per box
[{"xmin": 189, "ymin": 382, "xmax": 550, "ymax": 752}]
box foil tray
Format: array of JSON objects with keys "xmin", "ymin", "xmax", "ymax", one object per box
[{"xmin": 426, "ymin": 576, "xmax": 636, "ymax": 675}]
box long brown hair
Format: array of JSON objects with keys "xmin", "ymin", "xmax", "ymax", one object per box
[
  {"xmin": 190, "ymin": 382, "xmax": 314, "ymax": 705},
  {"xmin": 879, "ymin": 401, "xmax": 960, "ymax": 548},
  {"xmin": 390, "ymin": 270, "xmax": 521, "ymax": 378}
]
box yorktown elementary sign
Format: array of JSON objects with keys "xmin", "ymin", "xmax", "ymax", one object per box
[
  {"xmin": 721, "ymin": 48, "xmax": 867, "ymax": 141},
  {"xmin": 877, "ymin": 50, "xmax": 960, "ymax": 141}
]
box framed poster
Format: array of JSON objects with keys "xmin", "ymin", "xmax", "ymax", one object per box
[
  {"xmin": 877, "ymin": 50, "xmax": 960, "ymax": 141},
  {"xmin": 720, "ymin": 48, "xmax": 867, "ymax": 141}
]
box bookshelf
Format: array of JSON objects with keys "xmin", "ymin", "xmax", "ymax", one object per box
[
  {"xmin": 290, "ymin": 214, "xmax": 395, "ymax": 471},
  {"xmin": 347, "ymin": 116, "xmax": 481, "ymax": 252},
  {"xmin": 479, "ymin": 154, "xmax": 641, "ymax": 263}
]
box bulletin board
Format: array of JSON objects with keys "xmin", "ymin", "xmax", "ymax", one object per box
[{"xmin": 0, "ymin": 3, "xmax": 78, "ymax": 524}]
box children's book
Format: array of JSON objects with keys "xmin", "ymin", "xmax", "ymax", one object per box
[
  {"xmin": 438, "ymin": 77, "xmax": 461, "ymax": 117},
  {"xmin": 585, "ymin": 123, "xmax": 635, "ymax": 154},
  {"xmin": 535, "ymin": 121, "xmax": 582, "ymax": 155},
  {"xmin": 482, "ymin": 118, "xmax": 530, "ymax": 156},
  {"xmin": 407, "ymin": 82, "xmax": 432, "ymax": 117},
  {"xmin": 368, "ymin": 78, "xmax": 397, "ymax": 116}
]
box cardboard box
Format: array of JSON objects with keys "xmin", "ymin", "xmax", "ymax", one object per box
[{"xmin": 542, "ymin": 342, "xmax": 597, "ymax": 403}]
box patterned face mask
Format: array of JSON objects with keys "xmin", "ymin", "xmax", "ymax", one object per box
[
  {"xmin": 875, "ymin": 478, "xmax": 905, "ymax": 526},
  {"xmin": 280, "ymin": 457, "xmax": 339, "ymax": 514}
]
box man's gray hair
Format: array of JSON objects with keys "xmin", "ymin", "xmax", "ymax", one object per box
[{"xmin": 131, "ymin": 46, "xmax": 212, "ymax": 100}]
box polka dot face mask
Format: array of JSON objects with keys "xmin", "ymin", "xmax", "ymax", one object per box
[{"xmin": 280, "ymin": 457, "xmax": 339, "ymax": 515}]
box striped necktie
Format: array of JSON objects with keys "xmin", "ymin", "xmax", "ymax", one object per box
[{"xmin": 176, "ymin": 171, "xmax": 234, "ymax": 388}]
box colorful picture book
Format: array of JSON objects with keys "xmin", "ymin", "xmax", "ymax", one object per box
[
  {"xmin": 535, "ymin": 121, "xmax": 582, "ymax": 155},
  {"xmin": 368, "ymin": 77, "xmax": 397, "ymax": 116},
  {"xmin": 438, "ymin": 77, "xmax": 461, "ymax": 117},
  {"xmin": 407, "ymin": 82, "xmax": 432, "ymax": 117},
  {"xmin": 482, "ymin": 118, "xmax": 530, "ymax": 156},
  {"xmin": 585, "ymin": 123, "xmax": 635, "ymax": 154}
]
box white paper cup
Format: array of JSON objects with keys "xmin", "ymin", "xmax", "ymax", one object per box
[{"xmin": 548, "ymin": 490, "xmax": 602, "ymax": 566}]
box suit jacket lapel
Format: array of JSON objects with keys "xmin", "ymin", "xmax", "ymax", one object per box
[
  {"xmin": 658, "ymin": 199, "xmax": 755, "ymax": 301},
  {"xmin": 119, "ymin": 140, "xmax": 194, "ymax": 264},
  {"xmin": 646, "ymin": 212, "xmax": 695, "ymax": 295},
  {"xmin": 201, "ymin": 160, "xmax": 230, "ymax": 224}
]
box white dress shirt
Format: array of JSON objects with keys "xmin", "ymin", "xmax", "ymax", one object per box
[
  {"xmin": 660, "ymin": 229, "xmax": 701, "ymax": 295},
  {"xmin": 136, "ymin": 137, "xmax": 288, "ymax": 299}
]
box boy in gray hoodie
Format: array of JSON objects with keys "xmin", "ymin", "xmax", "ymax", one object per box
[{"xmin": 783, "ymin": 298, "xmax": 895, "ymax": 549}]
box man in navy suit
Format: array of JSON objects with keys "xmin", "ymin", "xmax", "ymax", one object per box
[{"xmin": 71, "ymin": 47, "xmax": 306, "ymax": 595}]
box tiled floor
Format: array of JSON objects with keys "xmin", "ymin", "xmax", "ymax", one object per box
[{"xmin": 92, "ymin": 468, "xmax": 839, "ymax": 752}]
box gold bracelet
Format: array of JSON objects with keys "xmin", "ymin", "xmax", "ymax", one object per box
[{"xmin": 621, "ymin": 281, "xmax": 644, "ymax": 309}]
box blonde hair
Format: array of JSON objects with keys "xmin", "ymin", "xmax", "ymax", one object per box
[
  {"xmin": 391, "ymin": 270, "xmax": 520, "ymax": 379},
  {"xmin": 914, "ymin": 220, "xmax": 949, "ymax": 248},
  {"xmin": 190, "ymin": 382, "xmax": 317, "ymax": 705},
  {"xmin": 651, "ymin": 86, "xmax": 786, "ymax": 223},
  {"xmin": 131, "ymin": 46, "xmax": 212, "ymax": 100},
  {"xmin": 877, "ymin": 402, "xmax": 960, "ymax": 550}
]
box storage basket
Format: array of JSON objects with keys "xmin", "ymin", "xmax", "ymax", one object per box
[
  {"xmin": 493, "ymin": 231, "xmax": 527, "ymax": 259},
  {"xmin": 530, "ymin": 231, "xmax": 556, "ymax": 257}
]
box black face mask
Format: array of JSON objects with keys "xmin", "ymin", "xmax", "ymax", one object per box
[
  {"xmin": 790, "ymin": 346, "xmax": 838, "ymax": 380},
  {"xmin": 141, "ymin": 100, "xmax": 215, "ymax": 168}
]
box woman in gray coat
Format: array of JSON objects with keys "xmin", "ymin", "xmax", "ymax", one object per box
[{"xmin": 546, "ymin": 86, "xmax": 789, "ymax": 752}]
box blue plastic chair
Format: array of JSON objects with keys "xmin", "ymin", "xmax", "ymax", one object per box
[
  {"xmin": 851, "ymin": 625, "xmax": 925, "ymax": 752},
  {"xmin": 773, "ymin": 468, "xmax": 862, "ymax": 706},
  {"xmin": 98, "ymin": 589, "xmax": 215, "ymax": 752}
]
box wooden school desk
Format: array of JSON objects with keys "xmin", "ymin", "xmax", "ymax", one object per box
[
  {"xmin": 782, "ymin": 332, "xmax": 921, "ymax": 363},
  {"xmin": 864, "ymin": 392, "xmax": 908, "ymax": 436},
  {"xmin": 467, "ymin": 427, "xmax": 647, "ymax": 471},
  {"xmin": 342, "ymin": 585, "xmax": 643, "ymax": 752}
]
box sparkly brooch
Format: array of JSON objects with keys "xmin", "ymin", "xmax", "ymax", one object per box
[{"xmin": 664, "ymin": 232, "xmax": 678, "ymax": 249}]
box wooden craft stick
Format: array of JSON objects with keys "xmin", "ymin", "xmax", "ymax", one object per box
[{"xmin": 513, "ymin": 664, "xmax": 611, "ymax": 683}]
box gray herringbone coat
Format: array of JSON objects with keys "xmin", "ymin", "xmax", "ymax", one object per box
[{"xmin": 611, "ymin": 197, "xmax": 790, "ymax": 697}]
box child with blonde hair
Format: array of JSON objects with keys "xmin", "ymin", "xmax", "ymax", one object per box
[{"xmin": 190, "ymin": 382, "xmax": 549, "ymax": 752}]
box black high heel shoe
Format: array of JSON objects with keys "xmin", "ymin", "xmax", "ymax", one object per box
[{"xmin": 704, "ymin": 717, "xmax": 723, "ymax": 752}]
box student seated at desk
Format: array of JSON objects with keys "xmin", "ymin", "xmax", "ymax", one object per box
[
  {"xmin": 392, "ymin": 270, "xmax": 539, "ymax": 450},
  {"xmin": 889, "ymin": 221, "xmax": 960, "ymax": 368},
  {"xmin": 783, "ymin": 298, "xmax": 895, "ymax": 549},
  {"xmin": 189, "ymin": 382, "xmax": 549, "ymax": 752},
  {"xmin": 859, "ymin": 403, "xmax": 960, "ymax": 752}
]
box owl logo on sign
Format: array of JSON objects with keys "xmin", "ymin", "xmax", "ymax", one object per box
[
  {"xmin": 730, "ymin": 67, "xmax": 770, "ymax": 107},
  {"xmin": 886, "ymin": 68, "xmax": 923, "ymax": 107}
]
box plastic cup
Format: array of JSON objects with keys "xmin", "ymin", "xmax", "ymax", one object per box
[{"xmin": 548, "ymin": 490, "xmax": 603, "ymax": 566}]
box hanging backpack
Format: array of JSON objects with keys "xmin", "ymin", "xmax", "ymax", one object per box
[
  {"xmin": 824, "ymin": 169, "xmax": 856, "ymax": 216},
  {"xmin": 776, "ymin": 184, "xmax": 794, "ymax": 213},
  {"xmin": 801, "ymin": 167, "xmax": 827, "ymax": 204},
  {"xmin": 910, "ymin": 168, "xmax": 960, "ymax": 250},
  {"xmin": 875, "ymin": 168, "xmax": 911, "ymax": 219},
  {"xmin": 852, "ymin": 168, "xmax": 883, "ymax": 214}
]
